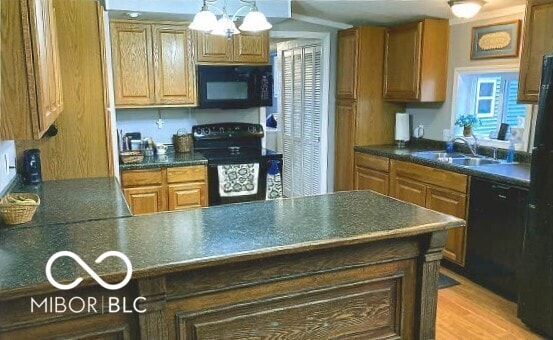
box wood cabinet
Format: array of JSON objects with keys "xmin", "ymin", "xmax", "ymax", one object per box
[
  {"xmin": 383, "ymin": 19, "xmax": 449, "ymax": 102},
  {"xmin": 354, "ymin": 152, "xmax": 389, "ymax": 195},
  {"xmin": 334, "ymin": 26, "xmax": 405, "ymax": 191},
  {"xmin": 518, "ymin": 0, "xmax": 553, "ymax": 103},
  {"xmin": 389, "ymin": 159, "xmax": 468, "ymax": 266},
  {"xmin": 121, "ymin": 165, "xmax": 208, "ymax": 215},
  {"xmin": 196, "ymin": 31, "xmax": 269, "ymax": 64},
  {"xmin": 110, "ymin": 20, "xmax": 197, "ymax": 107},
  {"xmin": 1, "ymin": 0, "xmax": 64, "ymax": 140}
]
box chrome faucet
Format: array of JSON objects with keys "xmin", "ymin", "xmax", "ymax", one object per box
[{"xmin": 453, "ymin": 134, "xmax": 479, "ymax": 157}]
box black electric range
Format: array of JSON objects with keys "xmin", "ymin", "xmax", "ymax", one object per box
[{"xmin": 193, "ymin": 123, "xmax": 283, "ymax": 206}]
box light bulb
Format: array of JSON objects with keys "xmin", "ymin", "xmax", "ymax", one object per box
[{"xmin": 449, "ymin": 0, "xmax": 485, "ymax": 19}]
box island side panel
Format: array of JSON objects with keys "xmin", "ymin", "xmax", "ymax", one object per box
[{"xmin": 163, "ymin": 237, "xmax": 427, "ymax": 339}]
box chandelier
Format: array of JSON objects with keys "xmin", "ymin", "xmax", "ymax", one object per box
[{"xmin": 190, "ymin": 0, "xmax": 272, "ymax": 38}]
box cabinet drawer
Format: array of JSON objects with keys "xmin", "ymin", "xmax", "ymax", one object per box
[
  {"xmin": 121, "ymin": 169, "xmax": 163, "ymax": 187},
  {"xmin": 391, "ymin": 160, "xmax": 467, "ymax": 193},
  {"xmin": 167, "ymin": 166, "xmax": 206, "ymax": 184},
  {"xmin": 355, "ymin": 167, "xmax": 389, "ymax": 195},
  {"xmin": 354, "ymin": 152, "xmax": 389, "ymax": 172}
]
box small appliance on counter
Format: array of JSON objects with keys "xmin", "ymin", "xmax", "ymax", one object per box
[{"xmin": 22, "ymin": 149, "xmax": 42, "ymax": 185}]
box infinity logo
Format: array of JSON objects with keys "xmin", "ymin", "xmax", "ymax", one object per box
[{"xmin": 45, "ymin": 251, "xmax": 132, "ymax": 290}]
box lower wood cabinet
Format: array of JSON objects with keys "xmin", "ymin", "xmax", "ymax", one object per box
[
  {"xmin": 121, "ymin": 165, "xmax": 207, "ymax": 215},
  {"xmin": 124, "ymin": 185, "xmax": 165, "ymax": 215},
  {"xmin": 354, "ymin": 152, "xmax": 389, "ymax": 195},
  {"xmin": 389, "ymin": 160, "xmax": 468, "ymax": 266},
  {"xmin": 355, "ymin": 155, "xmax": 469, "ymax": 267}
]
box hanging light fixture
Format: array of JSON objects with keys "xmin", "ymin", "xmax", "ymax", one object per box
[
  {"xmin": 190, "ymin": 0, "xmax": 218, "ymax": 32},
  {"xmin": 239, "ymin": 3, "xmax": 272, "ymax": 32},
  {"xmin": 448, "ymin": 0, "xmax": 486, "ymax": 19},
  {"xmin": 189, "ymin": 0, "xmax": 272, "ymax": 38}
]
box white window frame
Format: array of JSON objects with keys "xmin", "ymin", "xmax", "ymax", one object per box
[
  {"xmin": 474, "ymin": 78, "xmax": 497, "ymax": 118},
  {"xmin": 451, "ymin": 65, "xmax": 535, "ymax": 152}
]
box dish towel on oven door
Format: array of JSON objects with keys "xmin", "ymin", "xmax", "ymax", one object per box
[
  {"xmin": 266, "ymin": 160, "xmax": 282, "ymax": 199},
  {"xmin": 218, "ymin": 164, "xmax": 259, "ymax": 197}
]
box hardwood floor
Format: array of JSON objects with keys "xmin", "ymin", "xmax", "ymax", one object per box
[{"xmin": 437, "ymin": 268, "xmax": 542, "ymax": 339}]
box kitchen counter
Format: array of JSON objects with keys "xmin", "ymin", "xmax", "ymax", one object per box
[
  {"xmin": 1, "ymin": 177, "xmax": 132, "ymax": 229},
  {"xmin": 355, "ymin": 145, "xmax": 531, "ymax": 188},
  {"xmin": 119, "ymin": 149, "xmax": 208, "ymax": 171},
  {"xmin": 0, "ymin": 191, "xmax": 462, "ymax": 339}
]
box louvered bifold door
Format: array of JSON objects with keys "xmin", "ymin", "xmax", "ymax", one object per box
[{"xmin": 281, "ymin": 44, "xmax": 323, "ymax": 198}]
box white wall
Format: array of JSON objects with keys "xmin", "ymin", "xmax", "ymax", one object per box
[
  {"xmin": 0, "ymin": 140, "xmax": 17, "ymax": 195},
  {"xmin": 116, "ymin": 108, "xmax": 260, "ymax": 144},
  {"xmin": 408, "ymin": 11, "xmax": 525, "ymax": 141}
]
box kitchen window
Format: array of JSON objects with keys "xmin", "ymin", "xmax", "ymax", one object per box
[{"xmin": 452, "ymin": 68, "xmax": 533, "ymax": 151}]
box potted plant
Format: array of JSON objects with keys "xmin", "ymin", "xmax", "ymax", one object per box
[{"xmin": 455, "ymin": 115, "xmax": 480, "ymax": 137}]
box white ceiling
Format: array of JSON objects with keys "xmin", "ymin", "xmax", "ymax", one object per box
[{"xmin": 291, "ymin": 0, "xmax": 526, "ymax": 26}]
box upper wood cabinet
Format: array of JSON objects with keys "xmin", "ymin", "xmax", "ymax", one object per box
[
  {"xmin": 110, "ymin": 22, "xmax": 155, "ymax": 106},
  {"xmin": 196, "ymin": 31, "xmax": 269, "ymax": 64},
  {"xmin": 153, "ymin": 25, "xmax": 197, "ymax": 105},
  {"xmin": 383, "ymin": 19, "xmax": 449, "ymax": 102},
  {"xmin": 518, "ymin": 0, "xmax": 553, "ymax": 103},
  {"xmin": 1, "ymin": 0, "xmax": 64, "ymax": 140},
  {"xmin": 110, "ymin": 21, "xmax": 197, "ymax": 107},
  {"xmin": 336, "ymin": 29, "xmax": 358, "ymax": 100}
]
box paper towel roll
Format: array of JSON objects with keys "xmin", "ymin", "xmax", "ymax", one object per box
[{"xmin": 395, "ymin": 113, "xmax": 410, "ymax": 142}]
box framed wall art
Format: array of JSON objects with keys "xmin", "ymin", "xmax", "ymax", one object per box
[{"xmin": 471, "ymin": 20, "xmax": 521, "ymax": 59}]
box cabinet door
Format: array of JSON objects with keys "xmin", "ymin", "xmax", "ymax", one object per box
[
  {"xmin": 196, "ymin": 32, "xmax": 233, "ymax": 63},
  {"xmin": 26, "ymin": 0, "xmax": 64, "ymax": 137},
  {"xmin": 336, "ymin": 29, "xmax": 358, "ymax": 100},
  {"xmin": 233, "ymin": 31, "xmax": 269, "ymax": 64},
  {"xmin": 123, "ymin": 186, "xmax": 164, "ymax": 215},
  {"xmin": 392, "ymin": 177, "xmax": 427, "ymax": 206},
  {"xmin": 354, "ymin": 167, "xmax": 389, "ymax": 195},
  {"xmin": 153, "ymin": 25, "xmax": 197, "ymax": 105},
  {"xmin": 110, "ymin": 22, "xmax": 155, "ymax": 106},
  {"xmin": 426, "ymin": 187, "xmax": 467, "ymax": 266},
  {"xmin": 168, "ymin": 183, "xmax": 207, "ymax": 210},
  {"xmin": 518, "ymin": 0, "xmax": 553, "ymax": 103},
  {"xmin": 383, "ymin": 21, "xmax": 422, "ymax": 101},
  {"xmin": 334, "ymin": 101, "xmax": 356, "ymax": 191}
]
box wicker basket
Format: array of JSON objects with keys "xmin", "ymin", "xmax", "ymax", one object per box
[
  {"xmin": 0, "ymin": 193, "xmax": 40, "ymax": 225},
  {"xmin": 173, "ymin": 129, "xmax": 192, "ymax": 153},
  {"xmin": 120, "ymin": 151, "xmax": 144, "ymax": 164}
]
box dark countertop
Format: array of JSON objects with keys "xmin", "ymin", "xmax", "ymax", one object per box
[
  {"xmin": 355, "ymin": 145, "xmax": 531, "ymax": 188},
  {"xmin": 1, "ymin": 177, "xmax": 132, "ymax": 229},
  {"xmin": 119, "ymin": 150, "xmax": 208, "ymax": 171},
  {"xmin": 0, "ymin": 191, "xmax": 463, "ymax": 299}
]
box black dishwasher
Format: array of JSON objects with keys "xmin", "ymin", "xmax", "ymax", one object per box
[{"xmin": 466, "ymin": 177, "xmax": 528, "ymax": 301}]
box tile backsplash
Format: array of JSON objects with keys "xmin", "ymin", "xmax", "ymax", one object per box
[{"xmin": 116, "ymin": 108, "xmax": 260, "ymax": 144}]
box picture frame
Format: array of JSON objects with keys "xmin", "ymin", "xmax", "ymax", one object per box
[{"xmin": 470, "ymin": 20, "xmax": 521, "ymax": 60}]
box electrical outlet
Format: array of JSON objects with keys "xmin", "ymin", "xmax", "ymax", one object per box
[{"xmin": 0, "ymin": 141, "xmax": 17, "ymax": 194}]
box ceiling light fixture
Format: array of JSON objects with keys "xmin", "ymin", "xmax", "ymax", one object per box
[
  {"xmin": 448, "ymin": 0, "xmax": 486, "ymax": 19},
  {"xmin": 190, "ymin": 0, "xmax": 272, "ymax": 39}
]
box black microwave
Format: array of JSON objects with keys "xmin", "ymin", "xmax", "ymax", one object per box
[{"xmin": 198, "ymin": 65, "xmax": 273, "ymax": 109}]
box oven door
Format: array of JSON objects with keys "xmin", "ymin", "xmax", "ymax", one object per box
[{"xmin": 207, "ymin": 158, "xmax": 282, "ymax": 206}]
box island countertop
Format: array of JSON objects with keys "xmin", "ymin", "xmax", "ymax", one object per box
[{"xmin": 0, "ymin": 191, "xmax": 463, "ymax": 300}]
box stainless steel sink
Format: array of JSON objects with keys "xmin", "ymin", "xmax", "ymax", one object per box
[
  {"xmin": 411, "ymin": 150, "xmax": 502, "ymax": 167},
  {"xmin": 450, "ymin": 158, "xmax": 501, "ymax": 166},
  {"xmin": 411, "ymin": 151, "xmax": 467, "ymax": 160}
]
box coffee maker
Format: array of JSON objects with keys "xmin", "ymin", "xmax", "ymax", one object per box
[{"xmin": 22, "ymin": 149, "xmax": 42, "ymax": 185}]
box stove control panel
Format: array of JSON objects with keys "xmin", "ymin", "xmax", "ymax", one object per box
[{"xmin": 193, "ymin": 123, "xmax": 265, "ymax": 140}]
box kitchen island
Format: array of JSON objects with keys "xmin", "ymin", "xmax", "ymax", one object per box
[{"xmin": 0, "ymin": 191, "xmax": 463, "ymax": 339}]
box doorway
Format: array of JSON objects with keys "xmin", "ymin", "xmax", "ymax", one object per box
[{"xmin": 273, "ymin": 37, "xmax": 329, "ymax": 198}]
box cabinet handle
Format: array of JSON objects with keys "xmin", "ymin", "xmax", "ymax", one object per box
[{"xmin": 497, "ymin": 194, "xmax": 507, "ymax": 199}]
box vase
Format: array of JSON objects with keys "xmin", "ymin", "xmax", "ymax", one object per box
[{"xmin": 463, "ymin": 126, "xmax": 472, "ymax": 137}]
